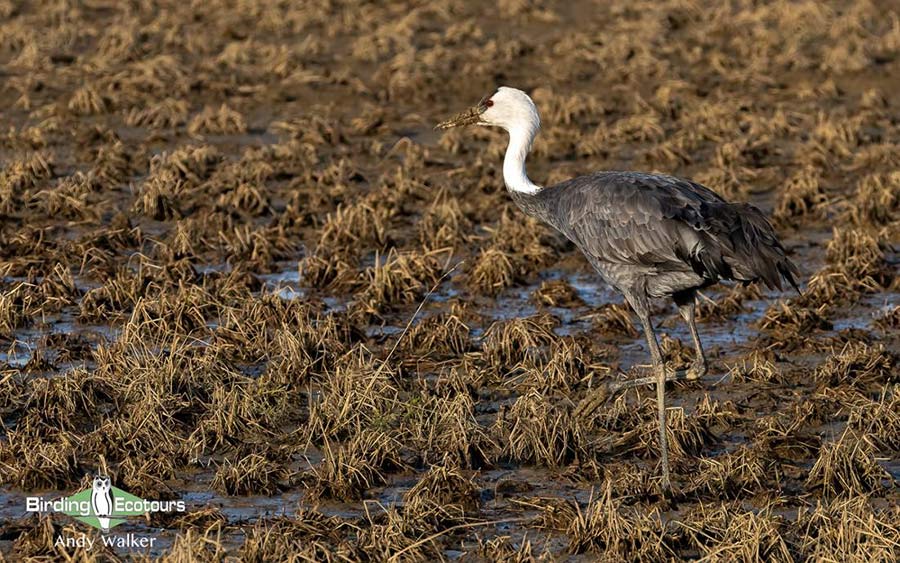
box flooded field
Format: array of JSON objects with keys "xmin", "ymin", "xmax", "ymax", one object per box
[{"xmin": 0, "ymin": 0, "xmax": 898, "ymax": 560}]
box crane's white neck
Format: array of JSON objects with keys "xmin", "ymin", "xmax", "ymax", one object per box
[{"xmin": 503, "ymin": 124, "xmax": 541, "ymax": 195}]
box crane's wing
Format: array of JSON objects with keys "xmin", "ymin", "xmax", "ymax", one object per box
[
  {"xmin": 547, "ymin": 172, "xmax": 718, "ymax": 269},
  {"xmin": 543, "ymin": 172, "xmax": 799, "ymax": 290}
]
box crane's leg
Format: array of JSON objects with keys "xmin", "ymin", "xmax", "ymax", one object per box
[
  {"xmin": 637, "ymin": 311, "xmax": 671, "ymax": 490},
  {"xmin": 577, "ymin": 295, "xmax": 700, "ymax": 415},
  {"xmin": 623, "ymin": 293, "xmax": 671, "ymax": 490},
  {"xmin": 675, "ymin": 293, "xmax": 707, "ymax": 380}
]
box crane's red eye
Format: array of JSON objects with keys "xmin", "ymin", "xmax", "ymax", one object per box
[{"xmin": 484, "ymin": 99, "xmax": 494, "ymax": 107}]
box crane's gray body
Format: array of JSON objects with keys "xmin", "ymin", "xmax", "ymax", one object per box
[{"xmin": 510, "ymin": 171, "xmax": 799, "ymax": 302}]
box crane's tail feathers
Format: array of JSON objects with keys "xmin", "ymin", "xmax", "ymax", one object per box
[
  {"xmin": 779, "ymin": 260, "xmax": 802, "ymax": 295},
  {"xmin": 714, "ymin": 203, "xmax": 801, "ymax": 293}
]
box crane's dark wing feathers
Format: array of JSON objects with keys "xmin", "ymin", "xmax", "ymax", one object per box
[{"xmin": 535, "ymin": 171, "xmax": 800, "ymax": 293}]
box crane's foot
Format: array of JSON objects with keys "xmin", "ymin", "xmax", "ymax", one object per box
[
  {"xmin": 574, "ymin": 381, "xmax": 613, "ymax": 418},
  {"xmin": 616, "ymin": 366, "xmax": 699, "ymax": 390},
  {"xmin": 659, "ymin": 469, "xmax": 672, "ymax": 493},
  {"xmin": 686, "ymin": 359, "xmax": 707, "ymax": 381},
  {"xmin": 575, "ymin": 367, "xmax": 700, "ymax": 418}
]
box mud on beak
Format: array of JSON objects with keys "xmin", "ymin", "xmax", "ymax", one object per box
[{"xmin": 435, "ymin": 102, "xmax": 487, "ymax": 130}]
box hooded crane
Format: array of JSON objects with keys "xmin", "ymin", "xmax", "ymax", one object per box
[{"xmin": 437, "ymin": 87, "xmax": 800, "ymax": 490}]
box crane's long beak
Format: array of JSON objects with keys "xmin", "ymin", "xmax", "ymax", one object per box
[{"xmin": 435, "ymin": 104, "xmax": 486, "ymax": 130}]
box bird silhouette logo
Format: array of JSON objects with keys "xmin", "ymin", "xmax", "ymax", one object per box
[{"xmin": 90, "ymin": 475, "xmax": 114, "ymax": 532}]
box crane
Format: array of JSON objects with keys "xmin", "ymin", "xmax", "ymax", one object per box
[{"xmin": 437, "ymin": 87, "xmax": 800, "ymax": 490}]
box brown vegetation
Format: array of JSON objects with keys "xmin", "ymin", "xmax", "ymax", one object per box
[{"xmin": 0, "ymin": 0, "xmax": 898, "ymax": 559}]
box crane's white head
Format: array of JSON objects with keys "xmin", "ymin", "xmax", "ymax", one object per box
[
  {"xmin": 437, "ymin": 87, "xmax": 543, "ymax": 194},
  {"xmin": 436, "ymin": 87, "xmax": 540, "ymax": 134}
]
